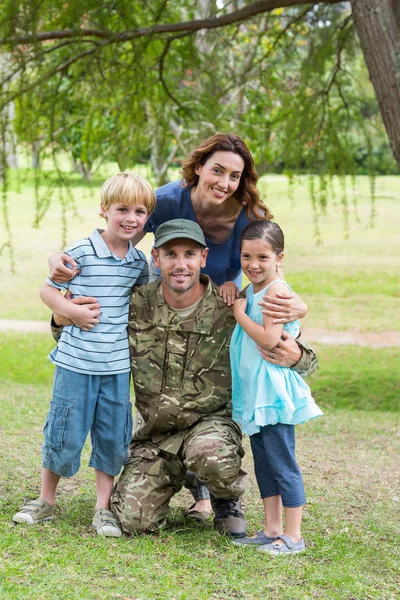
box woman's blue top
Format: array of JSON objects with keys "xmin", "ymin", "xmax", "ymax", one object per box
[{"xmin": 144, "ymin": 180, "xmax": 252, "ymax": 286}]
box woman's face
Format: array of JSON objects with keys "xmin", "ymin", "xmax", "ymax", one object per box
[{"xmin": 194, "ymin": 151, "xmax": 245, "ymax": 205}]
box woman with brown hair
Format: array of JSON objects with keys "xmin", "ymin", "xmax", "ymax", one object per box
[{"xmin": 142, "ymin": 133, "xmax": 273, "ymax": 305}]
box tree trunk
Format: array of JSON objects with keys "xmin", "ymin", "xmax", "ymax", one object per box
[
  {"xmin": 32, "ymin": 141, "xmax": 40, "ymax": 169},
  {"xmin": 351, "ymin": 0, "xmax": 400, "ymax": 169}
]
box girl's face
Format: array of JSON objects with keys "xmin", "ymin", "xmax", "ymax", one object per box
[
  {"xmin": 240, "ymin": 238, "xmax": 283, "ymax": 292},
  {"xmin": 194, "ymin": 151, "xmax": 244, "ymax": 205}
]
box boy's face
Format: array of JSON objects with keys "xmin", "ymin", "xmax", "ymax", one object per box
[{"xmin": 101, "ymin": 202, "xmax": 149, "ymax": 241}]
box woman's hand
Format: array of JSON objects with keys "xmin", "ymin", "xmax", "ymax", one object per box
[
  {"xmin": 257, "ymin": 330, "xmax": 302, "ymax": 367},
  {"xmin": 259, "ymin": 291, "xmax": 308, "ymax": 324},
  {"xmin": 219, "ymin": 281, "xmax": 240, "ymax": 306},
  {"xmin": 48, "ymin": 252, "xmax": 80, "ymax": 283},
  {"xmin": 232, "ymin": 297, "xmax": 247, "ymax": 319}
]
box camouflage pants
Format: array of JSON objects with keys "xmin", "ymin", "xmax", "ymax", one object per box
[{"xmin": 111, "ymin": 417, "xmax": 247, "ymax": 534}]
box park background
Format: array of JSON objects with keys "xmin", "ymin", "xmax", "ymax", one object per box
[{"xmin": 0, "ymin": 2, "xmax": 399, "ymax": 599}]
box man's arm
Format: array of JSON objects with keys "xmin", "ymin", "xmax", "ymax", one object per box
[{"xmin": 257, "ymin": 330, "xmax": 318, "ymax": 378}]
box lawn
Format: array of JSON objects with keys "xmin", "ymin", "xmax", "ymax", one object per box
[
  {"xmin": 1, "ymin": 169, "xmax": 399, "ymax": 332},
  {"xmin": 0, "ymin": 334, "xmax": 399, "ymax": 599}
]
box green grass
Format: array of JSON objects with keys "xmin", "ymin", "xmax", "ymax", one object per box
[
  {"xmin": 310, "ymin": 345, "xmax": 400, "ymax": 411},
  {"xmin": 1, "ymin": 169, "xmax": 399, "ymax": 331},
  {"xmin": 1, "ymin": 375, "xmax": 399, "ymax": 599}
]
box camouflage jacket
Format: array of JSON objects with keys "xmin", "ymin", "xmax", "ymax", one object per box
[{"xmin": 127, "ymin": 275, "xmax": 318, "ymax": 448}]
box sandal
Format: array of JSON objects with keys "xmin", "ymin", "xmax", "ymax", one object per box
[
  {"xmin": 257, "ymin": 534, "xmax": 305, "ymax": 555},
  {"xmin": 233, "ymin": 530, "xmax": 278, "ymax": 546}
]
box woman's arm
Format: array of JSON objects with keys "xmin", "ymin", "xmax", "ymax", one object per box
[
  {"xmin": 48, "ymin": 252, "xmax": 80, "ymax": 283},
  {"xmin": 129, "ymin": 230, "xmax": 147, "ymax": 247},
  {"xmin": 48, "ymin": 229, "xmax": 148, "ymax": 283},
  {"xmin": 259, "ymin": 290, "xmax": 308, "ymax": 323}
]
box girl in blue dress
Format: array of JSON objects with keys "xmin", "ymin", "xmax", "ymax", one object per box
[{"xmin": 230, "ymin": 220, "xmax": 322, "ymax": 554}]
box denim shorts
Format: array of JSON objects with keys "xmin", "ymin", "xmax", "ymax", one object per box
[{"xmin": 42, "ymin": 366, "xmax": 132, "ymax": 478}]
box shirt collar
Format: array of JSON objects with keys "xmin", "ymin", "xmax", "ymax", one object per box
[{"xmin": 89, "ymin": 228, "xmax": 138, "ymax": 261}]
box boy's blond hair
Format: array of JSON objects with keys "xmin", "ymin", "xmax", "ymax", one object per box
[{"xmin": 101, "ymin": 172, "xmax": 156, "ymax": 213}]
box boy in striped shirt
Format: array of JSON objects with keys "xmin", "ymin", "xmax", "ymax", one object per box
[{"xmin": 13, "ymin": 172, "xmax": 156, "ymax": 537}]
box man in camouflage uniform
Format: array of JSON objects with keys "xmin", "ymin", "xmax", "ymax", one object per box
[
  {"xmin": 109, "ymin": 219, "xmax": 317, "ymax": 537},
  {"xmin": 52, "ymin": 219, "xmax": 317, "ymax": 537}
]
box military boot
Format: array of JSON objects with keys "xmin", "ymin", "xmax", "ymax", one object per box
[{"xmin": 211, "ymin": 496, "xmax": 247, "ymax": 538}]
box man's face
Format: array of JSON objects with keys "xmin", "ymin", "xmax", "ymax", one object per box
[{"xmin": 152, "ymin": 239, "xmax": 208, "ymax": 294}]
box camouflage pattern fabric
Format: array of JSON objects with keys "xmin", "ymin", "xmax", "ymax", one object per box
[
  {"xmin": 111, "ymin": 416, "xmax": 246, "ymax": 534},
  {"xmin": 128, "ymin": 276, "xmax": 236, "ymax": 444},
  {"xmin": 292, "ymin": 338, "xmax": 319, "ymax": 378}
]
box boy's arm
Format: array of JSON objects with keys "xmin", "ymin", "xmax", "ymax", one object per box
[
  {"xmin": 40, "ymin": 283, "xmax": 99, "ymax": 331},
  {"xmin": 50, "ymin": 296, "xmax": 101, "ymax": 341}
]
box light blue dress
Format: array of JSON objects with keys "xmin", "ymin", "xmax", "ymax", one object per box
[{"xmin": 230, "ymin": 280, "xmax": 323, "ymax": 435}]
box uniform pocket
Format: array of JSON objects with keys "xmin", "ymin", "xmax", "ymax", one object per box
[{"xmin": 43, "ymin": 401, "xmax": 69, "ymax": 450}]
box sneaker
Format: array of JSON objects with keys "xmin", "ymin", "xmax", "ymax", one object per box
[
  {"xmin": 13, "ymin": 498, "xmax": 54, "ymax": 524},
  {"xmin": 92, "ymin": 508, "xmax": 122, "ymax": 538},
  {"xmin": 211, "ymin": 496, "xmax": 247, "ymax": 538},
  {"xmin": 232, "ymin": 530, "xmax": 278, "ymax": 546},
  {"xmin": 257, "ymin": 534, "xmax": 305, "ymax": 555}
]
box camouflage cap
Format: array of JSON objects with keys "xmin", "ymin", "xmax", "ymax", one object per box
[{"xmin": 154, "ymin": 219, "xmax": 206, "ymax": 248}]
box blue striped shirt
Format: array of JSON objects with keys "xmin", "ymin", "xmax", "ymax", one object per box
[{"xmin": 47, "ymin": 229, "xmax": 148, "ymax": 375}]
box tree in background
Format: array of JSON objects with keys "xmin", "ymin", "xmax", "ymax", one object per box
[{"xmin": 0, "ymin": 0, "xmax": 398, "ymax": 251}]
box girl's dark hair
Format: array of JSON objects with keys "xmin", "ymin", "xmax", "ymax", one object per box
[
  {"xmin": 181, "ymin": 133, "xmax": 273, "ymax": 221},
  {"xmin": 240, "ymin": 220, "xmax": 284, "ymax": 255}
]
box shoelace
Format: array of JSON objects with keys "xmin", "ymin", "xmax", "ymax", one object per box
[{"xmin": 213, "ymin": 499, "xmax": 241, "ymax": 518}]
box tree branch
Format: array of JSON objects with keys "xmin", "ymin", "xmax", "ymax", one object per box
[{"xmin": 1, "ymin": 0, "xmax": 343, "ymax": 46}]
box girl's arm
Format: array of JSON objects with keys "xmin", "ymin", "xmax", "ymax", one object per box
[
  {"xmin": 233, "ymin": 282, "xmax": 289, "ymax": 350},
  {"xmin": 219, "ymin": 281, "xmax": 240, "ymax": 306},
  {"xmin": 40, "ymin": 283, "xmax": 99, "ymax": 331}
]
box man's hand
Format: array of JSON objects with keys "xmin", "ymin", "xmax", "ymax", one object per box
[
  {"xmin": 259, "ymin": 291, "xmax": 308, "ymax": 324},
  {"xmin": 53, "ymin": 296, "xmax": 101, "ymax": 331},
  {"xmin": 219, "ymin": 281, "xmax": 240, "ymax": 306},
  {"xmin": 48, "ymin": 252, "xmax": 80, "ymax": 283},
  {"xmin": 258, "ymin": 330, "xmax": 302, "ymax": 367}
]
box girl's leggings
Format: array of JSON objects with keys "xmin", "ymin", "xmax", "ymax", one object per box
[{"xmin": 249, "ymin": 423, "xmax": 306, "ymax": 508}]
